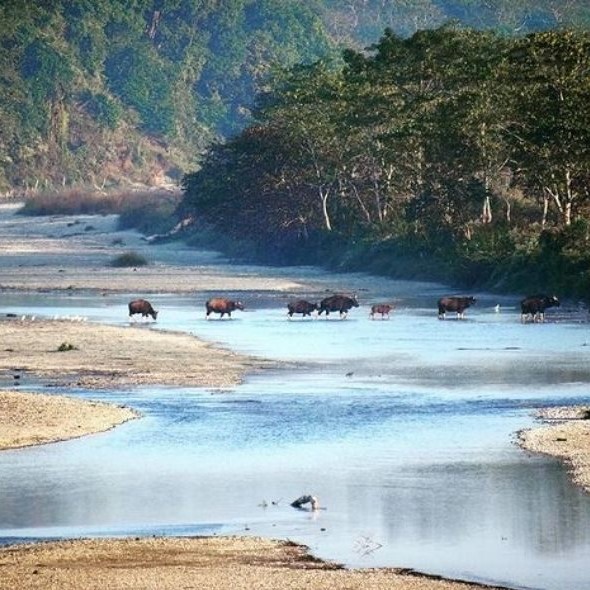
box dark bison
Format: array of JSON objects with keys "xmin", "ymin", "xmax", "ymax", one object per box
[
  {"xmin": 438, "ymin": 296, "xmax": 476, "ymax": 319},
  {"xmin": 318, "ymin": 294, "xmax": 359, "ymax": 319},
  {"xmin": 287, "ymin": 299, "xmax": 318, "ymax": 318},
  {"xmin": 520, "ymin": 294, "xmax": 560, "ymax": 323},
  {"xmin": 206, "ymin": 297, "xmax": 245, "ymax": 319},
  {"xmin": 128, "ymin": 298, "xmax": 158, "ymax": 321},
  {"xmin": 370, "ymin": 303, "xmax": 394, "ymax": 320}
]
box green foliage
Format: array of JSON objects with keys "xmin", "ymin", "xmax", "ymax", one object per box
[
  {"xmin": 181, "ymin": 25, "xmax": 590, "ymax": 298},
  {"xmin": 1, "ymin": 0, "xmax": 590, "ymax": 198},
  {"xmin": 117, "ymin": 189, "xmax": 180, "ymax": 235},
  {"xmin": 79, "ymin": 91, "xmax": 121, "ymax": 129},
  {"xmin": 105, "ymin": 45, "xmax": 175, "ymax": 136}
]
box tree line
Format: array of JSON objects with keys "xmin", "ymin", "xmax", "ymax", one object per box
[
  {"xmin": 182, "ymin": 26, "xmax": 590, "ymax": 296},
  {"xmin": 2, "ymin": 0, "xmax": 589, "ymax": 192}
]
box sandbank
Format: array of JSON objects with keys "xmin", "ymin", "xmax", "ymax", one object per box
[
  {"xmin": 0, "ymin": 317, "xmax": 265, "ymax": 390},
  {"xmin": 0, "ymin": 536, "xmax": 506, "ymax": 590},
  {"xmin": 518, "ymin": 406, "xmax": 590, "ymax": 492},
  {"xmin": 0, "ymin": 389, "xmax": 137, "ymax": 450}
]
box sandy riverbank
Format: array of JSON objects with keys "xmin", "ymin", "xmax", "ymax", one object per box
[
  {"xmin": 0, "ymin": 202, "xmax": 306, "ymax": 293},
  {"xmin": 518, "ymin": 406, "xmax": 590, "ymax": 493},
  {"xmin": 0, "ymin": 389, "xmax": 137, "ymax": 450},
  {"xmin": 0, "ymin": 318, "xmax": 266, "ymax": 391},
  {"xmin": 0, "ymin": 316, "xmax": 264, "ymax": 450},
  {"xmin": 0, "ymin": 536, "xmax": 506, "ymax": 590}
]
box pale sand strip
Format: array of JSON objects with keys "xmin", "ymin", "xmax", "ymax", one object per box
[
  {"xmin": 0, "ymin": 318, "xmax": 267, "ymax": 390},
  {"xmin": 0, "ymin": 390, "xmax": 137, "ymax": 450},
  {"xmin": 0, "ymin": 536, "xmax": 506, "ymax": 590},
  {"xmin": 518, "ymin": 406, "xmax": 590, "ymax": 492}
]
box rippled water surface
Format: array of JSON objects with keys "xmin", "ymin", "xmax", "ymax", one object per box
[{"xmin": 1, "ymin": 281, "xmax": 590, "ymax": 589}]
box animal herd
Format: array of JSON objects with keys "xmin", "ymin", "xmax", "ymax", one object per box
[{"xmin": 128, "ymin": 293, "xmax": 561, "ymax": 323}]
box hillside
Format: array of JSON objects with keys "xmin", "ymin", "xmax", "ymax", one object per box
[{"xmin": 1, "ymin": 0, "xmax": 589, "ymax": 193}]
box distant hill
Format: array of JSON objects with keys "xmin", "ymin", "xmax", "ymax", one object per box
[{"xmin": 1, "ymin": 0, "xmax": 588, "ymax": 193}]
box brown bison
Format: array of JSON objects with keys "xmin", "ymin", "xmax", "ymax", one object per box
[
  {"xmin": 520, "ymin": 294, "xmax": 560, "ymax": 323},
  {"xmin": 438, "ymin": 296, "xmax": 476, "ymax": 320},
  {"xmin": 318, "ymin": 294, "xmax": 359, "ymax": 319},
  {"xmin": 206, "ymin": 297, "xmax": 245, "ymax": 319},
  {"xmin": 370, "ymin": 303, "xmax": 394, "ymax": 320},
  {"xmin": 287, "ymin": 299, "xmax": 318, "ymax": 318},
  {"xmin": 128, "ymin": 298, "xmax": 158, "ymax": 321}
]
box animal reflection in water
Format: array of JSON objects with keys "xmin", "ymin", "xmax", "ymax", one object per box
[
  {"xmin": 128, "ymin": 298, "xmax": 158, "ymax": 321},
  {"xmin": 206, "ymin": 297, "xmax": 245, "ymax": 319}
]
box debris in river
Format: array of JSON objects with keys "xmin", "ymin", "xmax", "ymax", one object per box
[
  {"xmin": 353, "ymin": 535, "xmax": 383, "ymax": 556},
  {"xmin": 290, "ymin": 495, "xmax": 319, "ymax": 511}
]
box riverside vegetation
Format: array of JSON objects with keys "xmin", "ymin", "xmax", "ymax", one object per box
[
  {"xmin": 3, "ymin": 1, "xmax": 590, "ymax": 298},
  {"xmin": 181, "ymin": 26, "xmax": 590, "ymax": 298}
]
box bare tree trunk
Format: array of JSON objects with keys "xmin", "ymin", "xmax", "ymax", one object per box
[
  {"xmin": 320, "ymin": 186, "xmax": 332, "ymax": 231},
  {"xmin": 503, "ymin": 197, "xmax": 511, "ymax": 224},
  {"xmin": 481, "ymin": 194, "xmax": 492, "ymax": 224},
  {"xmin": 542, "ymin": 192, "xmax": 550, "ymax": 227},
  {"xmin": 564, "ymin": 168, "xmax": 573, "ymax": 226},
  {"xmin": 351, "ymin": 184, "xmax": 372, "ymax": 223}
]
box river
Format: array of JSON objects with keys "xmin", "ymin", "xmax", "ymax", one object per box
[{"xmin": 1, "ymin": 239, "xmax": 590, "ymax": 589}]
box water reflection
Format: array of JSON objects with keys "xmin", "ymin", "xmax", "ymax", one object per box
[{"xmin": 1, "ymin": 292, "xmax": 590, "ymax": 589}]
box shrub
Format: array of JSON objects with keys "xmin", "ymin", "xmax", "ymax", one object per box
[
  {"xmin": 20, "ymin": 189, "xmax": 121, "ymax": 216},
  {"xmin": 109, "ymin": 251, "xmax": 148, "ymax": 267},
  {"xmin": 116, "ymin": 189, "xmax": 180, "ymax": 235},
  {"xmin": 57, "ymin": 342, "xmax": 77, "ymax": 352}
]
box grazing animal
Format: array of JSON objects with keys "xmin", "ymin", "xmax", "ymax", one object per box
[
  {"xmin": 438, "ymin": 296, "xmax": 476, "ymax": 319},
  {"xmin": 318, "ymin": 294, "xmax": 359, "ymax": 319},
  {"xmin": 206, "ymin": 297, "xmax": 245, "ymax": 319},
  {"xmin": 128, "ymin": 298, "xmax": 158, "ymax": 321},
  {"xmin": 520, "ymin": 295, "xmax": 560, "ymax": 323},
  {"xmin": 370, "ymin": 303, "xmax": 394, "ymax": 320},
  {"xmin": 287, "ymin": 299, "xmax": 318, "ymax": 318}
]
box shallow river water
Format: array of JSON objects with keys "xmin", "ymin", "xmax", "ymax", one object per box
[{"xmin": 1, "ymin": 276, "xmax": 590, "ymax": 589}]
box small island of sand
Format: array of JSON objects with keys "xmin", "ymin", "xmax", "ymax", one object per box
[
  {"xmin": 0, "ymin": 389, "xmax": 137, "ymax": 450},
  {"xmin": 518, "ymin": 406, "xmax": 590, "ymax": 493}
]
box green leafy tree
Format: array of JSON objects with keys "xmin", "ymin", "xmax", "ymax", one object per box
[{"xmin": 507, "ymin": 30, "xmax": 590, "ymax": 226}]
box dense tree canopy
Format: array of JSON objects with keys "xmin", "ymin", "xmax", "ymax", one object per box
[
  {"xmin": 182, "ymin": 27, "xmax": 590, "ymax": 295},
  {"xmin": 1, "ymin": 0, "xmax": 590, "ymax": 191}
]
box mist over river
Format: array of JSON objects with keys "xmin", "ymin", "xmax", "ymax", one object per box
[{"xmin": 1, "ymin": 260, "xmax": 590, "ymax": 589}]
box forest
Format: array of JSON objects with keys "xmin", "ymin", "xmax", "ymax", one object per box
[
  {"xmin": 182, "ymin": 26, "xmax": 590, "ymax": 296},
  {"xmin": 1, "ymin": 0, "xmax": 589, "ymax": 192},
  {"xmin": 2, "ymin": 1, "xmax": 590, "ymax": 295}
]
